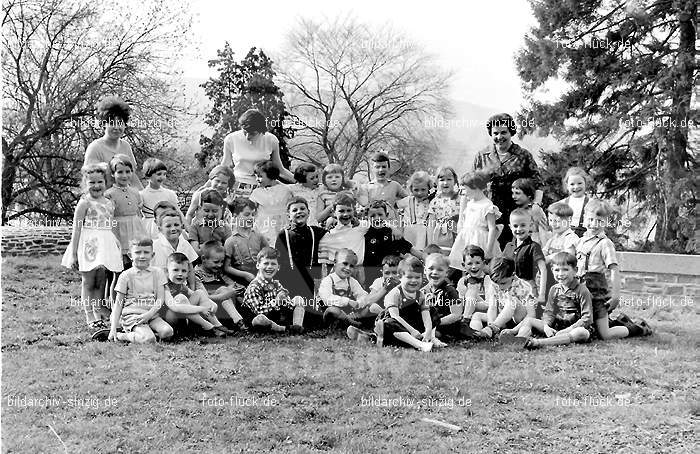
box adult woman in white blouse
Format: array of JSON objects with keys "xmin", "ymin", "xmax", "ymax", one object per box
[{"xmin": 221, "ymin": 109, "xmax": 295, "ymax": 196}]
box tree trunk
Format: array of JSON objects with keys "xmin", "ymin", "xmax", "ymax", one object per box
[
  {"xmin": 1, "ymin": 138, "xmax": 17, "ymax": 225},
  {"xmin": 654, "ymin": 0, "xmax": 696, "ymax": 251}
]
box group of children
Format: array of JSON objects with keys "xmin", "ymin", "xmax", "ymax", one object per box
[{"xmin": 63, "ymin": 151, "xmax": 652, "ymax": 349}]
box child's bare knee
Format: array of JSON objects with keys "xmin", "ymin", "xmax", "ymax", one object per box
[
  {"xmin": 570, "ymin": 328, "xmax": 589, "ymax": 342},
  {"xmin": 173, "ymin": 294, "xmax": 190, "ymax": 305},
  {"xmin": 159, "ymin": 325, "xmax": 174, "ymax": 339},
  {"xmin": 252, "ymin": 314, "xmax": 269, "ymax": 326},
  {"xmin": 134, "ymin": 330, "xmax": 156, "ymax": 344}
]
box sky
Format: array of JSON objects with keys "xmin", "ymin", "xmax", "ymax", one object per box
[{"xmin": 183, "ymin": 0, "xmax": 538, "ymax": 113}]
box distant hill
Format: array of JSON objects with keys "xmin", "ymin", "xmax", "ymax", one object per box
[
  {"xmin": 435, "ymin": 100, "xmax": 561, "ymax": 175},
  {"xmin": 178, "ymin": 80, "xmax": 562, "ymax": 171}
]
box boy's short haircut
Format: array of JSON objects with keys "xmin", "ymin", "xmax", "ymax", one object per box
[
  {"xmin": 547, "ymin": 201, "xmax": 574, "ymax": 218},
  {"xmin": 287, "ymin": 196, "xmax": 309, "ymax": 211},
  {"xmin": 490, "ymin": 256, "xmax": 515, "ymax": 282},
  {"xmin": 423, "ymin": 244, "xmax": 443, "ymax": 256},
  {"xmin": 425, "ymin": 253, "xmax": 449, "ymax": 268},
  {"xmin": 370, "ymin": 151, "xmax": 391, "ymax": 164},
  {"xmin": 512, "ymin": 178, "xmax": 537, "ymax": 200},
  {"xmin": 332, "ymin": 192, "xmax": 356, "ymax": 210},
  {"xmin": 463, "ymin": 244, "xmax": 485, "ymax": 260},
  {"xmin": 200, "ymin": 188, "xmax": 225, "ymax": 207},
  {"xmin": 208, "ymin": 165, "xmax": 234, "ymax": 184},
  {"xmin": 109, "ymin": 153, "xmax": 134, "ymax": 173},
  {"xmin": 154, "ymin": 201, "xmax": 179, "ymax": 223},
  {"xmin": 584, "ymin": 198, "xmax": 613, "ymax": 217},
  {"xmin": 229, "ymin": 197, "xmax": 257, "ymax": 215},
  {"xmin": 254, "ymin": 160, "xmax": 280, "ymax": 180},
  {"xmin": 167, "ymin": 252, "xmax": 190, "ymax": 267},
  {"xmin": 551, "ymin": 251, "xmax": 577, "ymax": 269},
  {"xmin": 398, "ymin": 256, "xmax": 424, "ymax": 275},
  {"xmin": 293, "ymin": 163, "xmax": 316, "ymax": 183},
  {"xmin": 129, "ymin": 236, "xmax": 153, "ymax": 249},
  {"xmin": 257, "ymin": 246, "xmax": 279, "ymax": 262},
  {"xmin": 510, "ymin": 208, "xmax": 532, "ymax": 222},
  {"xmin": 367, "ymin": 200, "xmax": 389, "ymax": 214},
  {"xmin": 381, "ymin": 255, "xmax": 401, "ymax": 267},
  {"xmin": 157, "ymin": 209, "xmax": 182, "ymax": 226},
  {"xmin": 142, "ymin": 158, "xmax": 168, "ymax": 177},
  {"xmin": 201, "ymin": 240, "xmax": 225, "ymax": 259},
  {"xmin": 334, "ymin": 248, "xmax": 358, "ymax": 264},
  {"xmin": 460, "ymin": 171, "xmax": 489, "ymax": 190}
]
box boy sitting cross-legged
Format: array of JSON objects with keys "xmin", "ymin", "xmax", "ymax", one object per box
[
  {"xmin": 224, "ymin": 197, "xmax": 268, "ymax": 286},
  {"xmin": 420, "ymin": 253, "xmax": 460, "ymax": 347},
  {"xmin": 375, "ymin": 256, "xmax": 441, "ymax": 351},
  {"xmin": 499, "ymin": 252, "xmax": 594, "ymax": 348},
  {"xmin": 108, "ymin": 237, "xmax": 174, "ymax": 343},
  {"xmin": 164, "ymin": 253, "xmax": 233, "ymax": 337},
  {"xmin": 456, "ymin": 245, "xmax": 495, "ymax": 338},
  {"xmin": 194, "ymin": 241, "xmax": 247, "ymax": 332},
  {"xmin": 366, "ymin": 255, "xmax": 401, "ymax": 309},
  {"xmin": 469, "ymin": 256, "xmax": 533, "ymax": 339},
  {"xmin": 242, "ymin": 247, "xmax": 306, "ymax": 334},
  {"xmin": 318, "ymin": 249, "xmax": 374, "ymax": 332}
]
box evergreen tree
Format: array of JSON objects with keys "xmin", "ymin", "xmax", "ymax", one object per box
[
  {"xmin": 517, "ymin": 0, "xmax": 697, "ymax": 252},
  {"xmin": 198, "ymin": 45, "xmax": 293, "ymax": 168}
]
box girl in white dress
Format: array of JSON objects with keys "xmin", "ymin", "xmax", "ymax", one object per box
[
  {"xmin": 428, "ymin": 166, "xmax": 461, "ymax": 251},
  {"xmin": 250, "ymin": 160, "xmax": 294, "ymax": 245},
  {"xmin": 449, "ymin": 172, "xmax": 502, "ymax": 270},
  {"xmin": 62, "ymin": 164, "xmax": 124, "ymax": 328}
]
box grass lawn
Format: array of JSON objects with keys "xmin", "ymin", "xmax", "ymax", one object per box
[{"xmin": 1, "ymin": 255, "xmax": 698, "ymax": 453}]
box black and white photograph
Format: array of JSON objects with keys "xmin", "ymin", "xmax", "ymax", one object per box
[{"xmin": 1, "ymin": 0, "xmax": 698, "ymax": 451}]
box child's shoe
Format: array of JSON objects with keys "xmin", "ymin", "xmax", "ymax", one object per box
[
  {"xmin": 91, "ymin": 328, "xmax": 110, "ymax": 342},
  {"xmin": 635, "ymin": 318, "xmax": 653, "ymax": 336},
  {"xmin": 234, "ymin": 320, "xmax": 249, "ymax": 333},
  {"xmin": 523, "ymin": 337, "xmax": 538, "ymax": 349}
]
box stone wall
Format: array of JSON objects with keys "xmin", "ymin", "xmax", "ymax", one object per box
[
  {"xmin": 618, "ymin": 252, "xmax": 700, "ymax": 299},
  {"xmin": 1, "ymin": 226, "xmax": 72, "ymax": 257}
]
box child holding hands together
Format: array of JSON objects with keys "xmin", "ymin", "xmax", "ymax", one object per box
[{"xmin": 108, "ymin": 238, "xmax": 174, "ymax": 343}]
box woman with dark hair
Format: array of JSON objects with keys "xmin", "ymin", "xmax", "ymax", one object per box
[
  {"xmin": 84, "ymin": 96, "xmax": 143, "ymax": 189},
  {"xmin": 473, "ymin": 113, "xmax": 540, "ymax": 247},
  {"xmin": 221, "ymin": 109, "xmax": 295, "ymax": 197}
]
